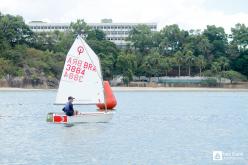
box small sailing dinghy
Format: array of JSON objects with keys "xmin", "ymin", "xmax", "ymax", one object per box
[{"xmin": 47, "ymin": 35, "xmax": 114, "ymax": 124}]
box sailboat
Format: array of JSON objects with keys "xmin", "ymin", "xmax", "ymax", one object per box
[{"xmin": 47, "ymin": 35, "xmax": 114, "ymax": 124}]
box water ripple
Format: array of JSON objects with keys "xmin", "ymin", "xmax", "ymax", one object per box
[{"xmin": 0, "ymin": 90, "xmax": 247, "ymax": 165}]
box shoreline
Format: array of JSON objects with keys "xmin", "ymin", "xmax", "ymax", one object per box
[
  {"xmin": 0, "ymin": 88, "xmax": 55, "ymax": 91},
  {"xmin": 113, "ymin": 87, "xmax": 248, "ymax": 92},
  {"xmin": 0, "ymin": 87, "xmax": 248, "ymax": 92}
]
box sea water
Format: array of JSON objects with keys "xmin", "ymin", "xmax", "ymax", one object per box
[{"xmin": 0, "ymin": 90, "xmax": 247, "ymax": 165}]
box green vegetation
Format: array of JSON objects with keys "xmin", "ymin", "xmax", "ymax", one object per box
[
  {"xmin": 124, "ymin": 23, "xmax": 248, "ymax": 84},
  {"xmin": 0, "ymin": 12, "xmax": 247, "ymax": 87},
  {"xmin": 221, "ymin": 70, "xmax": 247, "ymax": 84},
  {"xmin": 0, "ymin": 13, "xmax": 119, "ymax": 86}
]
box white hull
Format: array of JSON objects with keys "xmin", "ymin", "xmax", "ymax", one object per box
[
  {"xmin": 69, "ymin": 111, "xmax": 114, "ymax": 123},
  {"xmin": 47, "ymin": 111, "xmax": 114, "ymax": 124}
]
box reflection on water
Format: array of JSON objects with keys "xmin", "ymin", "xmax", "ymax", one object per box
[
  {"xmin": 61, "ymin": 123, "xmax": 109, "ymax": 138},
  {"xmin": 0, "ymin": 90, "xmax": 248, "ymax": 165}
]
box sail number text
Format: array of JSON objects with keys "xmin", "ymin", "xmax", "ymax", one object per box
[{"xmin": 63, "ymin": 57, "xmax": 97, "ymax": 82}]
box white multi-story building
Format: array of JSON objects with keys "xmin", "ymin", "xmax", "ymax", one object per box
[{"xmin": 28, "ymin": 19, "xmax": 157, "ymax": 47}]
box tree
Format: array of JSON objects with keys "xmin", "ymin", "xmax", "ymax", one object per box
[
  {"xmin": 34, "ymin": 31, "xmax": 62, "ymax": 52},
  {"xmin": 173, "ymin": 51, "xmax": 184, "ymax": 76},
  {"xmin": 159, "ymin": 57, "xmax": 173, "ymax": 76},
  {"xmin": 49, "ymin": 52, "xmax": 65, "ymax": 79},
  {"xmin": 221, "ymin": 70, "xmax": 246, "ymax": 83},
  {"xmin": 0, "ymin": 13, "xmax": 34, "ymax": 47},
  {"xmin": 159, "ymin": 24, "xmax": 188, "ymax": 55},
  {"xmin": 87, "ymin": 29, "xmax": 106, "ymax": 41},
  {"xmin": 100, "ymin": 55, "xmax": 114, "ymax": 80},
  {"xmin": 216, "ymin": 56, "xmax": 230, "ymax": 71},
  {"xmin": 70, "ymin": 19, "xmax": 91, "ymax": 36},
  {"xmin": 88, "ymin": 40, "xmax": 119, "ymax": 79},
  {"xmin": 211, "ymin": 61, "xmax": 221, "ymax": 74},
  {"xmin": 127, "ymin": 24, "xmax": 153, "ymax": 54},
  {"xmin": 116, "ymin": 52, "xmax": 137, "ymax": 85},
  {"xmin": 3, "ymin": 46, "xmax": 26, "ymax": 66},
  {"xmin": 226, "ymin": 23, "xmax": 248, "ymax": 78},
  {"xmin": 1, "ymin": 11, "xmax": 248, "ymax": 88},
  {"xmin": 232, "ymin": 51, "xmax": 248, "ymax": 77},
  {"xmin": 227, "ymin": 42, "xmax": 240, "ymax": 59},
  {"xmin": 231, "ymin": 23, "xmax": 248, "ymax": 51},
  {"xmin": 184, "ymin": 50, "xmax": 195, "ymax": 76},
  {"xmin": 122, "ymin": 69, "xmax": 133, "ymax": 86},
  {"xmin": 211, "ymin": 61, "xmax": 222, "ymax": 86},
  {"xmin": 184, "ymin": 32, "xmax": 212, "ymax": 60},
  {"xmin": 195, "ymin": 55, "xmax": 206, "ymax": 76},
  {"xmin": 0, "ymin": 58, "xmax": 11, "ymax": 78},
  {"xmin": 53, "ymin": 31, "xmax": 74, "ymax": 54},
  {"xmin": 142, "ymin": 51, "xmax": 162, "ymax": 79},
  {"xmin": 203, "ymin": 25, "xmax": 228, "ymax": 59}
]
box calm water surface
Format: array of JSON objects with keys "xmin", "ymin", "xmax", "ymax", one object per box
[{"xmin": 0, "ymin": 90, "xmax": 248, "ymax": 165}]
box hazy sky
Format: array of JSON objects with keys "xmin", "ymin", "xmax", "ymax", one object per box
[{"xmin": 0, "ymin": 0, "xmax": 247, "ymax": 32}]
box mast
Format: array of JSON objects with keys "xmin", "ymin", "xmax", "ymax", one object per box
[{"xmin": 78, "ymin": 36, "xmax": 106, "ymax": 110}]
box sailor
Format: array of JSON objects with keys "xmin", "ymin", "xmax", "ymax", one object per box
[{"xmin": 63, "ymin": 96, "xmax": 78, "ymax": 116}]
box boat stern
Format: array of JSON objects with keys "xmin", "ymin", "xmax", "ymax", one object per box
[{"xmin": 47, "ymin": 113, "xmax": 68, "ymax": 123}]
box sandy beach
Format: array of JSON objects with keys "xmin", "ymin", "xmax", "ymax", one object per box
[
  {"xmin": 112, "ymin": 87, "xmax": 248, "ymax": 92},
  {"xmin": 0, "ymin": 88, "xmax": 54, "ymax": 91},
  {"xmin": 0, "ymin": 87, "xmax": 248, "ymax": 92}
]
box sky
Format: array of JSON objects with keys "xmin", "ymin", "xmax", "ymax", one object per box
[{"xmin": 0, "ymin": 0, "xmax": 247, "ymax": 33}]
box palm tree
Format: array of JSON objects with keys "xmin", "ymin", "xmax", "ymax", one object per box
[
  {"xmin": 211, "ymin": 61, "xmax": 221, "ymax": 74},
  {"xmin": 141, "ymin": 51, "xmax": 161, "ymax": 81},
  {"xmin": 195, "ymin": 55, "xmax": 207, "ymax": 77},
  {"xmin": 160, "ymin": 57, "xmax": 172, "ymax": 76},
  {"xmin": 184, "ymin": 51, "xmax": 195, "ymax": 76},
  {"xmin": 217, "ymin": 56, "xmax": 230, "ymax": 71},
  {"xmin": 173, "ymin": 51, "xmax": 183, "ymax": 76},
  {"xmin": 211, "ymin": 61, "xmax": 222, "ymax": 86}
]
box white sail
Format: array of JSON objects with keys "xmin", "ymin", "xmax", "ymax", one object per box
[{"xmin": 55, "ymin": 36, "xmax": 104, "ymax": 104}]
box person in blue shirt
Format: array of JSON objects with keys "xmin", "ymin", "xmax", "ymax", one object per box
[{"xmin": 63, "ymin": 96, "xmax": 78, "ymax": 116}]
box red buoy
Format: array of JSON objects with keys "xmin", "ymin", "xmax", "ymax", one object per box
[{"xmin": 97, "ymin": 81, "xmax": 117, "ymax": 110}]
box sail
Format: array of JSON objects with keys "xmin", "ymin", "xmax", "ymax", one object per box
[{"xmin": 55, "ymin": 36, "xmax": 104, "ymax": 104}]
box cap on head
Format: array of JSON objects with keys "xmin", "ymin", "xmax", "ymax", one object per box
[{"xmin": 68, "ymin": 96, "xmax": 75, "ymax": 100}]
